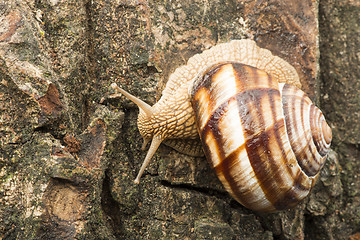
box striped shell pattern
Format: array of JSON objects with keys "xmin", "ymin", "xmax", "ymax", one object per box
[
  {"xmin": 111, "ymin": 39, "xmax": 332, "ymax": 212},
  {"xmin": 190, "ymin": 62, "xmax": 332, "ymax": 212}
]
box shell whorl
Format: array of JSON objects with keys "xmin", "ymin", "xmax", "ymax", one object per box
[
  {"xmin": 280, "ymin": 83, "xmax": 332, "ymax": 176},
  {"xmin": 190, "ymin": 62, "xmax": 331, "ymax": 212}
]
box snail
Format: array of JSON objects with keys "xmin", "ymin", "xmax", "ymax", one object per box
[{"xmin": 111, "ymin": 39, "xmax": 332, "ymax": 212}]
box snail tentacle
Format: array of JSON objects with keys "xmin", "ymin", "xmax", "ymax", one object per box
[
  {"xmin": 134, "ymin": 134, "xmax": 163, "ymax": 184},
  {"xmin": 111, "ymin": 83, "xmax": 153, "ymax": 116}
]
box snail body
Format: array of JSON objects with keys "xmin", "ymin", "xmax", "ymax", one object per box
[{"xmin": 111, "ymin": 39, "xmax": 332, "ymax": 212}]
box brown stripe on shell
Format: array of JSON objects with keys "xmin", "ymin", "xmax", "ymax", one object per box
[
  {"xmin": 309, "ymin": 104, "xmax": 329, "ymax": 157},
  {"xmin": 321, "ymin": 115, "xmax": 332, "ymax": 146},
  {"xmin": 201, "ymin": 102, "xmax": 227, "ymax": 160},
  {"xmin": 191, "ymin": 63, "xmax": 273, "ymax": 210},
  {"xmin": 319, "ymin": 114, "xmax": 332, "ymax": 149},
  {"xmin": 192, "ymin": 63, "xmax": 243, "ymax": 131},
  {"xmin": 300, "ymin": 99, "xmax": 327, "ymax": 169},
  {"xmin": 232, "ymin": 63, "xmax": 279, "ymax": 92},
  {"xmin": 231, "ymin": 84, "xmax": 292, "ymax": 210},
  {"xmin": 201, "ymin": 125, "xmax": 224, "ymax": 168},
  {"xmin": 192, "ymin": 64, "xmax": 224, "ymax": 92},
  {"xmin": 316, "ymin": 116, "xmax": 328, "ymax": 153},
  {"xmin": 190, "ymin": 63, "xmax": 316, "ymax": 212},
  {"xmin": 213, "ymin": 144, "xmax": 260, "ymax": 208},
  {"xmin": 200, "ymin": 95, "xmax": 270, "ymax": 209},
  {"xmin": 232, "ymin": 67, "xmax": 305, "ymax": 210},
  {"xmin": 192, "ymin": 87, "xmax": 214, "ymax": 131},
  {"xmin": 273, "ymin": 170, "xmax": 314, "ymax": 210},
  {"xmin": 201, "ymin": 93, "xmax": 275, "ymax": 211},
  {"xmin": 310, "ymin": 104, "xmax": 322, "ymax": 155},
  {"xmin": 266, "ymin": 81, "xmax": 312, "ymax": 208},
  {"xmin": 293, "ymin": 92, "xmax": 320, "ymax": 175},
  {"xmin": 237, "ymin": 92, "xmax": 305, "ymax": 210},
  {"xmin": 231, "ymin": 67, "xmax": 313, "ymax": 210},
  {"xmin": 281, "ymin": 84, "xmax": 322, "ymax": 177}
]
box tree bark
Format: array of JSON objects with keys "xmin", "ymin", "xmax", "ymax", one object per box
[{"xmin": 0, "ymin": 0, "xmax": 358, "ymax": 239}]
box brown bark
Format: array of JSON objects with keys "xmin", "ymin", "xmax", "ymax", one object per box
[{"xmin": 0, "ymin": 0, "xmax": 358, "ymax": 239}]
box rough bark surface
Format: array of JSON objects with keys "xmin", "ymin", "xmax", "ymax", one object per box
[{"xmin": 0, "ymin": 0, "xmax": 358, "ymax": 239}]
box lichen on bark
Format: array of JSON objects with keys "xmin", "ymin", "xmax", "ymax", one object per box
[{"xmin": 0, "ymin": 0, "xmax": 359, "ymax": 239}]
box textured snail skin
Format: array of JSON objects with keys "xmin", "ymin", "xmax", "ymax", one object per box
[{"xmin": 111, "ymin": 39, "xmax": 332, "ymax": 212}]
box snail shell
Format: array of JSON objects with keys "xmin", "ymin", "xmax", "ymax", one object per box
[{"xmin": 111, "ymin": 39, "xmax": 332, "ymax": 212}]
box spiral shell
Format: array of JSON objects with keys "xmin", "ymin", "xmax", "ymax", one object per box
[
  {"xmin": 111, "ymin": 39, "xmax": 332, "ymax": 212},
  {"xmin": 190, "ymin": 62, "xmax": 331, "ymax": 212}
]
